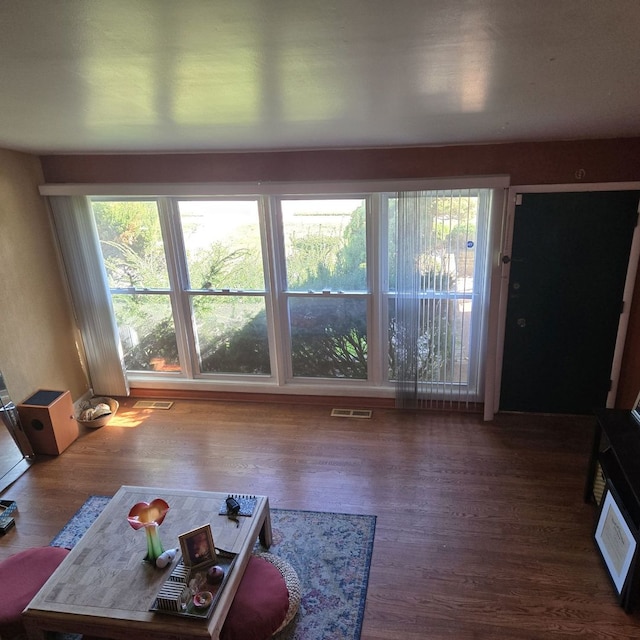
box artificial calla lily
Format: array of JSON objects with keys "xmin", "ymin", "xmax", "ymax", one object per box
[
  {"xmin": 127, "ymin": 498, "xmax": 170, "ymax": 529},
  {"xmin": 127, "ymin": 498, "xmax": 170, "ymax": 565}
]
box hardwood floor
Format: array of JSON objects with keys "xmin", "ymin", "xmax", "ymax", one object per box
[{"xmin": 1, "ymin": 398, "xmax": 638, "ymax": 639}]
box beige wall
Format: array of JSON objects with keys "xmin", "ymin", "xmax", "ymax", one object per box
[{"xmin": 0, "ymin": 149, "xmax": 88, "ymax": 404}]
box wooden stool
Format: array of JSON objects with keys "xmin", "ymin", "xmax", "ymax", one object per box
[{"xmin": 0, "ymin": 546, "xmax": 69, "ymax": 639}]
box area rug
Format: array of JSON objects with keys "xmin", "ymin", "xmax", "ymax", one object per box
[{"xmin": 51, "ymin": 496, "xmax": 376, "ymax": 640}]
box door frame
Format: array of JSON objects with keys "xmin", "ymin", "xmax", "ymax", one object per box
[{"xmin": 483, "ymin": 181, "xmax": 640, "ymax": 420}]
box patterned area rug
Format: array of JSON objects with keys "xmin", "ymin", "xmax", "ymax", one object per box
[{"xmin": 51, "ymin": 496, "xmax": 376, "ymax": 640}]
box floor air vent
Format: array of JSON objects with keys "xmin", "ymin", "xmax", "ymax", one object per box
[
  {"xmin": 331, "ymin": 408, "xmax": 372, "ymax": 419},
  {"xmin": 133, "ymin": 401, "xmax": 174, "ymax": 410}
]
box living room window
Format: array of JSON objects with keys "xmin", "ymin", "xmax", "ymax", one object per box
[
  {"xmin": 93, "ymin": 199, "xmax": 182, "ymax": 374},
  {"xmin": 178, "ymin": 199, "xmax": 270, "ymax": 376},
  {"xmin": 92, "ymin": 196, "xmax": 371, "ymax": 382},
  {"xmin": 45, "ymin": 178, "xmax": 506, "ymax": 403},
  {"xmin": 281, "ymin": 198, "xmax": 368, "ymax": 380}
]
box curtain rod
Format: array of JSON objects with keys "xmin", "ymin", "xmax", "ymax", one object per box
[{"xmin": 39, "ymin": 176, "xmax": 510, "ymax": 197}]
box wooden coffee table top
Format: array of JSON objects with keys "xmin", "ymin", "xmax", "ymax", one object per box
[{"xmin": 24, "ymin": 485, "xmax": 271, "ymax": 640}]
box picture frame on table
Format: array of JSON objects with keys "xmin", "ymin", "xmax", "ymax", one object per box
[
  {"xmin": 594, "ymin": 481, "xmax": 638, "ymax": 602},
  {"xmin": 179, "ymin": 524, "xmax": 217, "ymax": 569}
]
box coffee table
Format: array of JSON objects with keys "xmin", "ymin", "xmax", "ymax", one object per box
[{"xmin": 24, "ymin": 485, "xmax": 272, "ymax": 640}]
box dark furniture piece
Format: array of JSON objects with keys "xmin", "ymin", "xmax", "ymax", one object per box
[
  {"xmin": 585, "ymin": 409, "xmax": 640, "ymax": 520},
  {"xmin": 585, "ymin": 409, "xmax": 640, "ymax": 610}
]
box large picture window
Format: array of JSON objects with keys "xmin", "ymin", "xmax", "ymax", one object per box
[{"xmin": 47, "ymin": 179, "xmax": 503, "ymax": 403}]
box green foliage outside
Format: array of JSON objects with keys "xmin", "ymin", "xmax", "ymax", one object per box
[{"xmin": 93, "ymin": 200, "xmax": 168, "ymax": 288}]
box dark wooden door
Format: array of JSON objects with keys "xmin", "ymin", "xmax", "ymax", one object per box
[{"xmin": 500, "ymin": 191, "xmax": 638, "ymax": 414}]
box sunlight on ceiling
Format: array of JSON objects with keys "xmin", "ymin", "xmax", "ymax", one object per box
[{"xmin": 0, "ymin": 0, "xmax": 639, "ymax": 154}]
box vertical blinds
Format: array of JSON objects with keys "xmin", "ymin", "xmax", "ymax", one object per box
[{"xmin": 394, "ymin": 189, "xmax": 491, "ymax": 409}]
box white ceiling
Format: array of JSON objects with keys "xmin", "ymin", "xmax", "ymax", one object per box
[{"xmin": 2, "ymin": 0, "xmax": 640, "ymax": 155}]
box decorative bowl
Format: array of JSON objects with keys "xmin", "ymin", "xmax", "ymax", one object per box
[{"xmin": 193, "ymin": 591, "xmax": 213, "ymax": 610}]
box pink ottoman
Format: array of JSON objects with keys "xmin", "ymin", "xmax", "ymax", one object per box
[
  {"xmin": 0, "ymin": 546, "xmax": 70, "ymax": 639},
  {"xmin": 221, "ymin": 552, "xmax": 300, "ymax": 640}
]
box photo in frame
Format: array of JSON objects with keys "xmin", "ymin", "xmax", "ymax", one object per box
[
  {"xmin": 179, "ymin": 524, "xmax": 217, "ymax": 569},
  {"xmin": 594, "ymin": 482, "xmax": 638, "ymax": 598}
]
